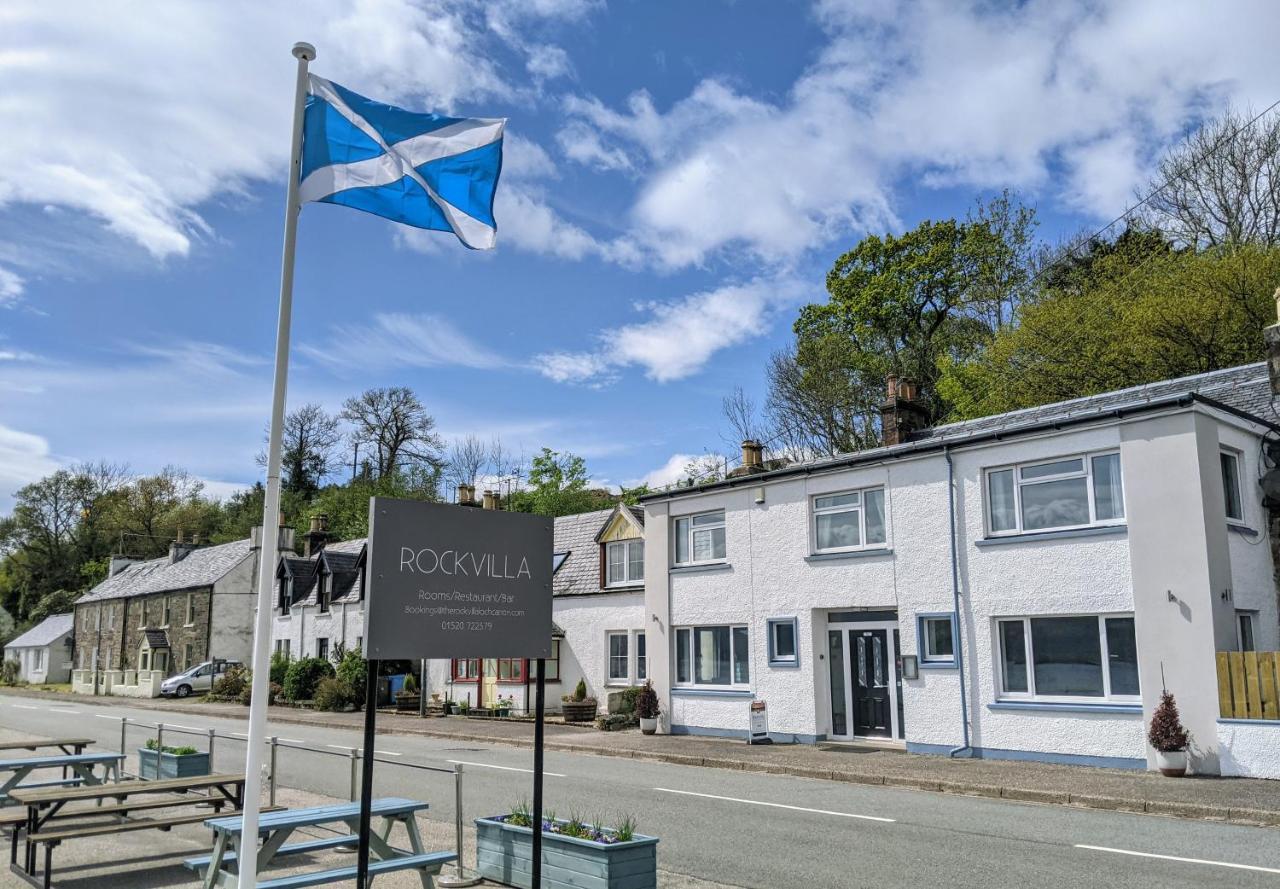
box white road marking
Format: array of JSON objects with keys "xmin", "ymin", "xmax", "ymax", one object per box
[
  {"xmin": 1075, "ymin": 845, "xmax": 1280, "ymax": 874},
  {"xmin": 654, "ymin": 788, "xmax": 896, "ymax": 823},
  {"xmin": 375, "ymin": 750, "xmax": 401, "ymax": 757},
  {"xmin": 447, "ymin": 760, "xmax": 566, "ymax": 778},
  {"xmin": 12, "ymin": 705, "xmax": 40, "ymax": 710},
  {"xmin": 94, "ymin": 714, "xmax": 121, "ymax": 721}
]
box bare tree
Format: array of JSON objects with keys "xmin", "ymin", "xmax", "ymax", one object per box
[
  {"xmin": 1142, "ymin": 105, "xmax": 1280, "ymax": 248},
  {"xmin": 763, "ymin": 346, "xmax": 879, "ymax": 458},
  {"xmin": 486, "ymin": 437, "xmax": 526, "ymax": 503},
  {"xmin": 257, "ymin": 404, "xmax": 342, "ymax": 495},
  {"xmin": 445, "ymin": 435, "xmax": 488, "ymax": 491},
  {"xmin": 340, "ymin": 388, "xmax": 444, "ymax": 479},
  {"xmin": 721, "ymin": 387, "xmax": 768, "ymax": 447}
]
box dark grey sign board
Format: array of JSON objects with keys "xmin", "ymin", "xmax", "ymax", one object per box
[{"xmin": 364, "ymin": 497, "xmax": 554, "ymax": 659}]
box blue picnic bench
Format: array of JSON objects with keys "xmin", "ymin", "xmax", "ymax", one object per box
[
  {"xmin": 187, "ymin": 797, "xmax": 455, "ymax": 888},
  {"xmin": 0, "ymin": 753, "xmax": 123, "ymax": 807}
]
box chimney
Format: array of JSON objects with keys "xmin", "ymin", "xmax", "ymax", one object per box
[
  {"xmin": 108, "ymin": 555, "xmax": 139, "ymax": 577},
  {"xmin": 482, "ymin": 489, "xmax": 496, "ymax": 510},
  {"xmin": 740, "ymin": 439, "xmax": 764, "ymax": 472},
  {"xmin": 457, "ymin": 483, "xmax": 478, "ymax": 507},
  {"xmin": 1266, "ymin": 287, "xmax": 1280, "ymax": 395},
  {"xmin": 879, "ymin": 375, "xmax": 931, "ymax": 447},
  {"xmin": 304, "ymin": 514, "xmax": 331, "ymax": 557}
]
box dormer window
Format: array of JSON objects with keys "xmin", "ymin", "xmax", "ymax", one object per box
[
  {"xmin": 280, "ymin": 578, "xmax": 293, "ymax": 616},
  {"xmin": 318, "ymin": 573, "xmax": 331, "ymax": 613},
  {"xmin": 605, "ymin": 540, "xmax": 644, "ymax": 587}
]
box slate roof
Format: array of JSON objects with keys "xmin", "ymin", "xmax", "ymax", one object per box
[
  {"xmin": 4, "ymin": 613, "xmax": 74, "ymax": 649},
  {"xmin": 645, "ymin": 362, "xmax": 1278, "ymax": 500},
  {"xmin": 553, "ymin": 508, "xmax": 621, "ymax": 597},
  {"xmin": 78, "ymin": 539, "xmax": 253, "ymax": 604},
  {"xmin": 277, "ymin": 538, "xmax": 367, "ymax": 606}
]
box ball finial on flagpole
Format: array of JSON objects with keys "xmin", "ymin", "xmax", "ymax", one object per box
[{"xmin": 293, "ymin": 41, "xmax": 316, "ymax": 61}]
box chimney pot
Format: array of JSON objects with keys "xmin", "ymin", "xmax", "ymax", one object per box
[
  {"xmin": 482, "ymin": 490, "xmax": 496, "ymax": 510},
  {"xmin": 309, "ymin": 515, "xmax": 321, "ymax": 533},
  {"xmin": 886, "ymin": 374, "xmax": 899, "ymax": 400},
  {"xmin": 741, "ymin": 439, "xmax": 764, "ymax": 471}
]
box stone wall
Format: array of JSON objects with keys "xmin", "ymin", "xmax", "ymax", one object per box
[{"xmin": 75, "ymin": 588, "xmax": 214, "ymax": 678}]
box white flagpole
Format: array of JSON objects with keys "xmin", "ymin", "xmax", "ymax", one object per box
[{"xmin": 238, "ymin": 40, "xmax": 314, "ymax": 889}]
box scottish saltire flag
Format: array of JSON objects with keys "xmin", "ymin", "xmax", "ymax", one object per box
[{"xmin": 299, "ymin": 76, "xmax": 505, "ymax": 249}]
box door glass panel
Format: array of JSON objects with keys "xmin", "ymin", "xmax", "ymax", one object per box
[
  {"xmin": 828, "ymin": 631, "xmax": 846, "ymax": 736},
  {"xmin": 872, "ymin": 636, "xmax": 884, "ymax": 686},
  {"xmin": 856, "ymin": 636, "xmax": 867, "ymax": 688}
]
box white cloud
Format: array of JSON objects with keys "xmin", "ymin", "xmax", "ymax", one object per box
[
  {"xmin": 198, "ymin": 478, "xmax": 251, "ymax": 502},
  {"xmin": 0, "ymin": 1, "xmax": 594, "ymax": 260},
  {"xmin": 0, "ymin": 423, "xmax": 59, "ymax": 505},
  {"xmin": 562, "ymin": 0, "xmax": 1280, "ymax": 268},
  {"xmin": 635, "ymin": 453, "xmax": 700, "ymax": 489},
  {"xmin": 300, "ymin": 312, "xmax": 510, "ymax": 372},
  {"xmin": 535, "ymin": 275, "xmax": 807, "ymax": 384},
  {"xmin": 0, "ymin": 266, "xmax": 24, "ymax": 304}
]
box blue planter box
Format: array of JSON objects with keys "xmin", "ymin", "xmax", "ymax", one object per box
[
  {"xmin": 137, "ymin": 748, "xmax": 211, "ymax": 780},
  {"xmin": 475, "ymin": 816, "xmax": 657, "ymax": 889}
]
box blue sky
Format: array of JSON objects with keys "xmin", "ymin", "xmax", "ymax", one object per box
[{"xmin": 2, "ymin": 0, "xmax": 1278, "ymax": 509}]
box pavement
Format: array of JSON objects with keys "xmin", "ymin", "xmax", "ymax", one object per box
[
  {"xmin": 6, "ymin": 691, "xmax": 1280, "ymax": 888},
  {"xmin": 9, "ymin": 686, "xmax": 1279, "ymax": 827}
]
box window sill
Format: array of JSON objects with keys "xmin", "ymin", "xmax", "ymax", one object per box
[
  {"xmin": 604, "ymin": 583, "xmax": 644, "ymax": 591},
  {"xmin": 987, "ymin": 700, "xmax": 1142, "ymax": 714},
  {"xmin": 805, "ymin": 547, "xmax": 893, "ymax": 563},
  {"xmin": 671, "ymin": 687, "xmax": 753, "ymax": 698},
  {"xmin": 669, "ymin": 562, "xmax": 732, "ymax": 576},
  {"xmin": 919, "ymin": 661, "xmax": 957, "ymax": 670},
  {"xmin": 975, "ymin": 525, "xmax": 1127, "ymax": 547},
  {"xmin": 1227, "ymin": 523, "xmax": 1259, "ymax": 538},
  {"xmin": 767, "ymin": 659, "xmax": 801, "ymax": 669}
]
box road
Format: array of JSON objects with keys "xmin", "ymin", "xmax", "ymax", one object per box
[{"xmin": 3, "ymin": 691, "xmax": 1279, "ymax": 888}]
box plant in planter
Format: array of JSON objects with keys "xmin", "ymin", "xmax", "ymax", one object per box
[
  {"xmin": 395, "ymin": 672, "xmax": 421, "ymax": 712},
  {"xmin": 636, "ymin": 681, "xmax": 661, "ymax": 735},
  {"xmin": 561, "ymin": 678, "xmax": 598, "ymax": 723},
  {"xmin": 1148, "ymin": 690, "xmax": 1191, "ymax": 776},
  {"xmin": 139, "ymin": 739, "xmax": 211, "ymax": 779},
  {"xmin": 477, "ymin": 800, "xmax": 657, "ymax": 889},
  {"xmin": 496, "ymin": 695, "xmax": 514, "ymax": 717}
]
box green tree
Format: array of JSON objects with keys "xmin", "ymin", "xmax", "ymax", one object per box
[{"xmin": 507, "ymin": 449, "xmax": 616, "ymax": 517}]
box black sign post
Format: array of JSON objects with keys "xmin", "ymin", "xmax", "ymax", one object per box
[{"xmin": 360, "ymin": 497, "xmax": 554, "ymax": 889}]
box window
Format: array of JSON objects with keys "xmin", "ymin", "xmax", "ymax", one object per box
[
  {"xmin": 674, "ymin": 510, "xmax": 726, "ymax": 566},
  {"xmin": 318, "ymin": 574, "xmax": 332, "ymax": 613},
  {"xmin": 275, "ymin": 639, "xmax": 291, "ymax": 658},
  {"xmin": 811, "ymin": 488, "xmax": 886, "ymax": 552},
  {"xmin": 94, "ymin": 608, "xmax": 101, "ymax": 631},
  {"xmin": 184, "ymin": 594, "xmax": 194, "ymax": 626},
  {"xmin": 1221, "ymin": 450, "xmax": 1244, "ymax": 522},
  {"xmin": 161, "ymin": 597, "xmax": 171, "ymax": 627},
  {"xmin": 530, "ymin": 640, "xmax": 562, "ymax": 682},
  {"xmin": 996, "ymin": 615, "xmax": 1139, "ymax": 702},
  {"xmin": 452, "ymin": 658, "xmax": 480, "ymax": 680},
  {"xmin": 316, "ymin": 637, "xmax": 329, "ymax": 661},
  {"xmin": 280, "ymin": 578, "xmax": 293, "ymax": 616},
  {"xmin": 183, "ymin": 643, "xmax": 194, "ymax": 670},
  {"xmin": 767, "ymin": 618, "xmax": 799, "ymax": 666},
  {"xmin": 33, "ymin": 649, "xmax": 44, "ymax": 671},
  {"xmin": 1238, "ymin": 612, "xmax": 1256, "ymax": 652},
  {"xmin": 137, "ymin": 601, "xmax": 147, "ymax": 628},
  {"xmin": 107, "ymin": 607, "xmax": 114, "ymax": 629},
  {"xmin": 986, "ymin": 452, "xmax": 1124, "ymax": 536},
  {"xmin": 605, "ymin": 540, "xmax": 645, "ymax": 586},
  {"xmin": 496, "ymin": 658, "xmax": 525, "ymax": 682},
  {"xmin": 608, "ymin": 632, "xmax": 629, "ymax": 683},
  {"xmin": 636, "ymin": 632, "xmax": 647, "ymax": 681},
  {"xmin": 674, "ymin": 625, "xmax": 750, "ymax": 687},
  {"xmin": 918, "ymin": 613, "xmax": 957, "ymax": 666}
]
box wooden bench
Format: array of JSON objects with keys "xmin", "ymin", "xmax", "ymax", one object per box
[{"xmin": 254, "ymin": 851, "xmax": 456, "ymax": 889}]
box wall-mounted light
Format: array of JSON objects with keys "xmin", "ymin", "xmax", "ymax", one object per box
[{"xmin": 900, "ymin": 655, "xmax": 919, "ymax": 680}]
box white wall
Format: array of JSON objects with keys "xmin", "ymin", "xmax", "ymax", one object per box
[
  {"xmin": 1218, "ymin": 720, "xmax": 1280, "ymax": 778},
  {"xmin": 554, "ymin": 591, "xmax": 645, "ymax": 707},
  {"xmin": 210, "ymin": 554, "xmax": 257, "ymax": 664}
]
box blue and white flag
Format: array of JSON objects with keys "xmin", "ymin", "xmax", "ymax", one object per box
[{"xmin": 299, "ymin": 76, "xmax": 505, "ymax": 250}]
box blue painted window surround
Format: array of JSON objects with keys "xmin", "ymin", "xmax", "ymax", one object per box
[
  {"xmin": 766, "ymin": 617, "xmax": 800, "ymax": 667},
  {"xmin": 916, "ymin": 612, "xmax": 957, "ymax": 668}
]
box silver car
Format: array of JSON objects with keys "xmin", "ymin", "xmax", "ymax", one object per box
[{"xmin": 160, "ymin": 660, "xmax": 243, "ymax": 698}]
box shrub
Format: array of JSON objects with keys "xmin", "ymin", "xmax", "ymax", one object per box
[
  {"xmin": 0, "ymin": 659, "xmax": 19, "ymax": 686},
  {"xmin": 314, "ymin": 676, "xmax": 357, "ymax": 711},
  {"xmin": 335, "ymin": 647, "xmax": 366, "ymax": 693},
  {"xmin": 269, "ymin": 681, "xmax": 283, "ymax": 705},
  {"xmin": 269, "ymin": 650, "xmax": 291, "ymax": 686},
  {"xmin": 282, "ymin": 656, "xmax": 335, "ymax": 702},
  {"xmin": 596, "ymin": 713, "xmax": 635, "ymax": 731},
  {"xmin": 403, "ymin": 672, "xmax": 417, "ymax": 694},
  {"xmin": 1148, "ymin": 690, "xmax": 1190, "ymax": 752},
  {"xmin": 636, "ymin": 681, "xmax": 660, "ymax": 720},
  {"xmin": 614, "ymin": 686, "xmax": 641, "ymax": 715},
  {"xmin": 573, "ymin": 678, "xmax": 588, "ymax": 702},
  {"xmin": 212, "ymin": 665, "xmax": 250, "ymax": 699},
  {"xmin": 144, "ymin": 739, "xmax": 198, "ymax": 755}
]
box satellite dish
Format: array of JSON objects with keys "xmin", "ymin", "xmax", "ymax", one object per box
[{"xmin": 1261, "ymin": 468, "xmax": 1280, "ymax": 508}]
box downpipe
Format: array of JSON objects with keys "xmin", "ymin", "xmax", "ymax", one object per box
[{"xmin": 945, "ymin": 448, "xmax": 973, "ymax": 759}]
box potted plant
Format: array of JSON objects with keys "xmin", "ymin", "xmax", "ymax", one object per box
[
  {"xmin": 561, "ymin": 679, "xmax": 598, "ymax": 723},
  {"xmin": 476, "ymin": 802, "xmax": 657, "ymax": 889},
  {"xmin": 637, "ymin": 681, "xmax": 660, "ymax": 735},
  {"xmin": 138, "ymin": 739, "xmax": 211, "ymax": 779},
  {"xmin": 1148, "ymin": 690, "xmax": 1190, "ymax": 776},
  {"xmin": 442, "ymin": 698, "xmax": 456, "ymax": 715},
  {"xmin": 496, "ymin": 695, "xmax": 514, "ymax": 717},
  {"xmin": 395, "ymin": 673, "xmax": 421, "ymax": 712}
]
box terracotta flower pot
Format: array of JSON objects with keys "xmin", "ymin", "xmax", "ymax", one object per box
[{"xmin": 1155, "ymin": 748, "xmax": 1188, "ymax": 777}]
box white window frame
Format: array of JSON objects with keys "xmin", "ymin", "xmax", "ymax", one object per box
[
  {"xmin": 918, "ymin": 613, "xmax": 957, "ymax": 666},
  {"xmin": 994, "ymin": 613, "xmax": 1140, "ymax": 704},
  {"xmin": 673, "ymin": 510, "xmax": 727, "ymax": 567},
  {"xmin": 1237, "ymin": 611, "xmax": 1256, "ymax": 652},
  {"xmin": 161, "ymin": 597, "xmax": 171, "ymax": 628},
  {"xmin": 766, "ymin": 617, "xmax": 799, "ymax": 667},
  {"xmin": 184, "ymin": 593, "xmax": 195, "ymax": 627},
  {"xmin": 605, "ymin": 540, "xmax": 645, "ymax": 587},
  {"xmin": 316, "ymin": 637, "xmax": 329, "ymax": 661},
  {"xmin": 33, "ymin": 649, "xmax": 44, "ymax": 671},
  {"xmin": 673, "ymin": 624, "xmax": 751, "ymax": 689},
  {"xmin": 1220, "ymin": 448, "xmax": 1245, "ymax": 525},
  {"xmin": 606, "ymin": 631, "xmax": 630, "ymax": 685},
  {"xmin": 810, "ymin": 487, "xmax": 887, "ymax": 554},
  {"xmin": 984, "ymin": 451, "xmax": 1125, "ymax": 537},
  {"xmin": 635, "ymin": 630, "xmax": 647, "ymax": 681}
]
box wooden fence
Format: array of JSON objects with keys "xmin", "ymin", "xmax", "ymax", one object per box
[{"xmin": 1216, "ymin": 651, "xmax": 1280, "ymax": 720}]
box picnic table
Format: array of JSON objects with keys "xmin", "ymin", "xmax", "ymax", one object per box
[
  {"xmin": 189, "ymin": 797, "xmax": 456, "ymax": 889},
  {"xmin": 7, "ymin": 772, "xmax": 247, "ymax": 889},
  {"xmin": 0, "ymin": 752, "xmax": 123, "ymax": 807},
  {"xmin": 0, "ymin": 739, "xmax": 94, "ymax": 758}
]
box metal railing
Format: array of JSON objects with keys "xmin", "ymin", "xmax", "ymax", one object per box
[{"xmin": 114, "ymin": 715, "xmax": 477, "ymax": 884}]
